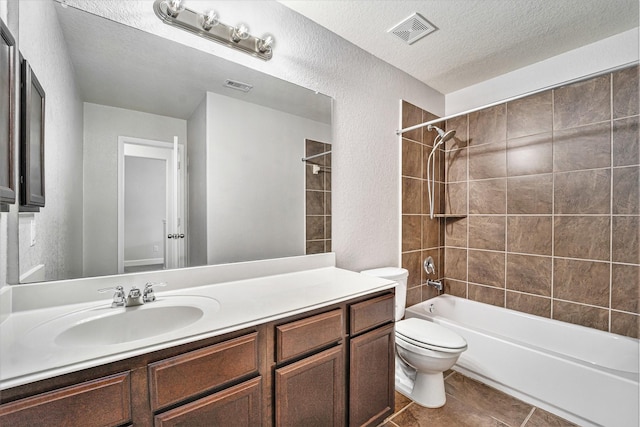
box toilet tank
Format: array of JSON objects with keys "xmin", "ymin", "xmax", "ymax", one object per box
[{"xmin": 360, "ymin": 267, "xmax": 408, "ymax": 321}]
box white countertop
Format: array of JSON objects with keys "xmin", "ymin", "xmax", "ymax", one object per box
[{"xmin": 0, "ymin": 266, "xmax": 395, "ymax": 390}]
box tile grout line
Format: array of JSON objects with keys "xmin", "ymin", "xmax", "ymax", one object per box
[
  {"xmin": 550, "ymin": 86, "xmax": 555, "ymax": 320},
  {"xmin": 520, "ymin": 407, "xmax": 536, "ymax": 427},
  {"xmin": 608, "ymin": 71, "xmax": 614, "ymax": 333},
  {"xmin": 387, "ymin": 400, "xmax": 415, "ymax": 423},
  {"xmin": 504, "ymin": 101, "xmax": 509, "ymax": 308}
]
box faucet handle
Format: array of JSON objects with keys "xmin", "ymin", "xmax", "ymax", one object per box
[
  {"xmin": 143, "ymin": 282, "xmax": 167, "ymax": 303},
  {"xmin": 98, "ymin": 285, "xmax": 126, "ymax": 307},
  {"xmin": 424, "ymin": 256, "xmax": 436, "ymax": 275}
]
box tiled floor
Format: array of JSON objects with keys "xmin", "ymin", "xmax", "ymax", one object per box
[{"xmin": 381, "ymin": 371, "xmax": 578, "ymax": 427}]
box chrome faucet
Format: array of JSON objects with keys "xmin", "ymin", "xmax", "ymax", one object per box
[
  {"xmin": 126, "ymin": 286, "xmax": 144, "ymax": 307},
  {"xmin": 424, "ymin": 256, "xmax": 443, "ymax": 293},
  {"xmin": 98, "ymin": 285, "xmax": 127, "ymax": 308},
  {"xmin": 99, "ymin": 283, "xmax": 166, "ymax": 307},
  {"xmin": 427, "ymin": 279, "xmax": 443, "ymax": 292},
  {"xmin": 143, "ymin": 282, "xmax": 167, "ymax": 303}
]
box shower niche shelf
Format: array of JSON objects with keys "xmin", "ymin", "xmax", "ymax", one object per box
[{"xmin": 433, "ymin": 214, "xmax": 466, "ymax": 219}]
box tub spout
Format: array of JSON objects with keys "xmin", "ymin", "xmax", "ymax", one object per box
[{"xmin": 427, "ymin": 280, "xmax": 443, "ymax": 292}]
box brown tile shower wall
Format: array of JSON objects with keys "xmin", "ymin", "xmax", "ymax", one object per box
[
  {"xmin": 401, "ymin": 101, "xmax": 447, "ymax": 307},
  {"xmin": 441, "ymin": 65, "xmax": 639, "ymax": 338},
  {"xmin": 305, "ymin": 139, "xmax": 332, "ymax": 254}
]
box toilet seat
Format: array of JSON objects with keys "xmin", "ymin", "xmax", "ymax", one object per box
[{"xmin": 396, "ymin": 318, "xmax": 467, "ymax": 353}]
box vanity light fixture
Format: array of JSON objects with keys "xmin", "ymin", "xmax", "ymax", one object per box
[{"xmin": 153, "ymin": 0, "xmax": 275, "ymax": 61}]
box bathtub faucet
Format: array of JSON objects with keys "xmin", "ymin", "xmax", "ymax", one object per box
[{"xmin": 427, "ymin": 279, "xmax": 443, "ymax": 292}]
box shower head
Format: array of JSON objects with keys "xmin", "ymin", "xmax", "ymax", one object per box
[{"xmin": 427, "ymin": 124, "xmax": 456, "ymax": 145}]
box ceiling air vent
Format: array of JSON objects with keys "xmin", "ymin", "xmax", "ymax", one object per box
[
  {"xmin": 388, "ymin": 13, "xmax": 437, "ymax": 45},
  {"xmin": 224, "ymin": 79, "xmax": 253, "ymax": 92}
]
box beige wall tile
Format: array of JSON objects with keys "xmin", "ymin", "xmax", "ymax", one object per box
[
  {"xmin": 613, "ymin": 65, "xmax": 639, "ymax": 119},
  {"xmin": 468, "ymin": 141, "xmax": 507, "ymax": 179},
  {"xmin": 507, "ymin": 175, "xmax": 553, "ymax": 214},
  {"xmin": 554, "ymin": 169, "xmax": 611, "ymax": 214},
  {"xmin": 445, "ymin": 247, "xmax": 467, "ymax": 281},
  {"xmin": 507, "ymin": 91, "xmax": 553, "ymax": 139},
  {"xmin": 553, "ymin": 258, "xmax": 610, "ymax": 307},
  {"xmin": 402, "ymin": 177, "xmax": 422, "ymax": 214},
  {"xmin": 554, "ymin": 216, "xmax": 610, "ymax": 261},
  {"xmin": 402, "ymin": 251, "xmax": 423, "ymax": 288},
  {"xmin": 554, "ymin": 74, "xmax": 611, "ymax": 129},
  {"xmin": 506, "ymin": 292, "xmax": 551, "ymax": 318},
  {"xmin": 611, "ymin": 264, "xmax": 640, "ymax": 314},
  {"xmin": 402, "ymin": 138, "xmax": 423, "ymax": 178},
  {"xmin": 613, "ymin": 116, "xmax": 639, "ymax": 167},
  {"xmin": 402, "ymin": 215, "xmax": 421, "ymax": 252},
  {"xmin": 506, "ymin": 133, "xmax": 553, "ymax": 176},
  {"xmin": 612, "ymin": 216, "xmax": 640, "ymax": 264},
  {"xmin": 469, "ymin": 216, "xmax": 505, "ymax": 251},
  {"xmin": 506, "ymin": 254, "xmax": 552, "ymax": 296},
  {"xmin": 613, "ymin": 166, "xmax": 639, "ymax": 215},
  {"xmin": 611, "ymin": 311, "xmax": 639, "ymax": 338},
  {"xmin": 468, "ymin": 250, "xmax": 505, "ymax": 288},
  {"xmin": 507, "ymin": 216, "xmax": 552, "ymax": 255},
  {"xmin": 553, "ymin": 122, "xmax": 611, "ymax": 172},
  {"xmin": 468, "ymin": 284, "xmax": 505, "ymax": 307},
  {"xmin": 553, "ymin": 300, "xmax": 609, "ymax": 331},
  {"xmin": 444, "ymin": 182, "xmax": 467, "ymax": 215},
  {"xmin": 444, "ymin": 217, "xmax": 467, "ymax": 248},
  {"xmin": 402, "ymin": 100, "xmax": 423, "ymax": 143},
  {"xmin": 469, "ymin": 179, "xmax": 506, "ymax": 214},
  {"xmin": 469, "ymin": 104, "xmax": 507, "ymax": 146}
]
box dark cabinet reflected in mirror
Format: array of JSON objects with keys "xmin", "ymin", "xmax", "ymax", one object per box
[
  {"xmin": 0, "ymin": 17, "xmax": 16, "ymax": 211},
  {"xmin": 20, "ymin": 57, "xmax": 46, "ymax": 209},
  {"xmin": 16, "ymin": 1, "xmax": 332, "ymax": 284}
]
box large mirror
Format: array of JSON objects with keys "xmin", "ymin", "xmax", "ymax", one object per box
[{"xmin": 16, "ymin": 1, "xmax": 332, "ymax": 283}]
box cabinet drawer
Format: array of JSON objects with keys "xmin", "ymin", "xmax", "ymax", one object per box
[
  {"xmin": 276, "ymin": 309, "xmax": 343, "ymax": 363},
  {"xmin": 0, "ymin": 372, "xmax": 131, "ymax": 427},
  {"xmin": 148, "ymin": 332, "xmax": 259, "ymax": 411},
  {"xmin": 350, "ymin": 293, "xmax": 394, "ymax": 336},
  {"xmin": 154, "ymin": 377, "xmax": 262, "ymax": 427}
]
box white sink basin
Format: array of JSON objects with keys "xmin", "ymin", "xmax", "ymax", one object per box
[{"xmin": 23, "ymin": 295, "xmax": 220, "ymax": 348}]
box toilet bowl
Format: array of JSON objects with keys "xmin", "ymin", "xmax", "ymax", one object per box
[{"xmin": 361, "ymin": 267, "xmax": 467, "ymax": 408}]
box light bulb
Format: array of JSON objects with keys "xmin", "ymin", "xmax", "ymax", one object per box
[
  {"xmin": 257, "ymin": 34, "xmax": 275, "ymax": 53},
  {"xmin": 201, "ymin": 10, "xmax": 218, "ymax": 31},
  {"xmin": 166, "ymin": 0, "xmax": 185, "ymax": 17},
  {"xmin": 231, "ymin": 24, "xmax": 250, "ymax": 42}
]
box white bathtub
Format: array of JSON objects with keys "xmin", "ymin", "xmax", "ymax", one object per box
[{"xmin": 405, "ymin": 295, "xmax": 639, "ymax": 427}]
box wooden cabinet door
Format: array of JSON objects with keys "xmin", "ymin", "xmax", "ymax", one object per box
[
  {"xmin": 349, "ymin": 323, "xmax": 395, "ymax": 427},
  {"xmin": 275, "ymin": 345, "xmax": 344, "ymax": 427},
  {"xmin": 154, "ymin": 377, "xmax": 262, "ymax": 427}
]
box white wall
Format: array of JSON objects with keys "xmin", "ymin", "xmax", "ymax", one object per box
[
  {"xmin": 446, "ymin": 28, "xmax": 640, "ymax": 115},
  {"xmin": 64, "ymin": 0, "xmax": 445, "ymax": 272},
  {"xmin": 205, "ymin": 91, "xmax": 331, "ymax": 264},
  {"xmin": 18, "ymin": 0, "xmax": 84, "ymax": 282},
  {"xmin": 83, "ymin": 103, "xmax": 186, "ymax": 277},
  {"xmin": 186, "ymin": 96, "xmax": 207, "ymax": 267}
]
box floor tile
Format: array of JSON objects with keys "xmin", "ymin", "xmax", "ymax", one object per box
[
  {"xmin": 391, "ymin": 394, "xmax": 508, "ymax": 427},
  {"xmin": 444, "ymin": 373, "xmax": 533, "ymax": 426},
  {"xmin": 525, "ymin": 408, "xmax": 578, "ymax": 427},
  {"xmin": 394, "ymin": 391, "xmax": 412, "ymax": 413}
]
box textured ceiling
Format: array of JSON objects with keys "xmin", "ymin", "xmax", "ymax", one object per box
[{"xmin": 279, "ymin": 0, "xmax": 639, "ymax": 94}]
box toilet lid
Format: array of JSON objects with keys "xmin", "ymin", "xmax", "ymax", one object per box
[{"xmin": 396, "ymin": 318, "xmax": 467, "ymax": 350}]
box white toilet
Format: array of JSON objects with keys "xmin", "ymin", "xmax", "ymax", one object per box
[{"xmin": 361, "ymin": 267, "xmax": 467, "ymax": 408}]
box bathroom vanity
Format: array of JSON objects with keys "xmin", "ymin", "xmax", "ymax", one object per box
[{"xmin": 0, "ymin": 257, "xmax": 396, "ymax": 426}]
